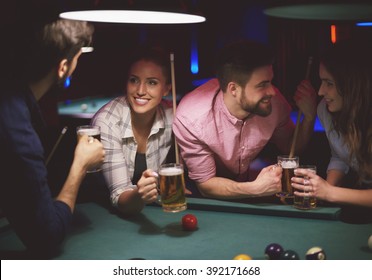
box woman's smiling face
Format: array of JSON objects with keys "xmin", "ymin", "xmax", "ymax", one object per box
[
  {"xmin": 127, "ymin": 59, "xmax": 170, "ymax": 115},
  {"xmin": 318, "ymin": 62, "xmax": 343, "ymax": 113}
]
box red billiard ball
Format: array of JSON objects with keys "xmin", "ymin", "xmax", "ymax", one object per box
[{"xmin": 182, "ymin": 214, "xmax": 198, "ymax": 231}]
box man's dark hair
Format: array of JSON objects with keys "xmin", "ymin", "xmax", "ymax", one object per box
[
  {"xmin": 215, "ymin": 40, "xmax": 274, "ymax": 92},
  {"xmin": 24, "ymin": 19, "xmax": 94, "ymax": 82},
  {"xmin": 126, "ymin": 45, "xmax": 171, "ymax": 85}
]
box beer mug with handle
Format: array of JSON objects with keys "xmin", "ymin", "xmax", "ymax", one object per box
[
  {"xmin": 276, "ymin": 155, "xmax": 299, "ymax": 198},
  {"xmin": 157, "ymin": 163, "xmax": 187, "ymax": 212},
  {"xmin": 76, "ymin": 125, "xmax": 102, "ymax": 173}
]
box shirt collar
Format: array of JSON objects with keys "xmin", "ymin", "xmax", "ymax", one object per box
[
  {"xmin": 121, "ymin": 97, "xmax": 166, "ymax": 139},
  {"xmin": 151, "ymin": 106, "xmax": 166, "ymax": 134},
  {"xmin": 215, "ymin": 89, "xmax": 244, "ymax": 126}
]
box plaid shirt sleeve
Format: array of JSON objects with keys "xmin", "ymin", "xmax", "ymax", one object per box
[{"xmin": 91, "ymin": 97, "xmax": 136, "ymax": 207}]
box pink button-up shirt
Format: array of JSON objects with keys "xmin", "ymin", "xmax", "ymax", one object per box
[{"xmin": 173, "ymin": 78, "xmax": 294, "ymax": 183}]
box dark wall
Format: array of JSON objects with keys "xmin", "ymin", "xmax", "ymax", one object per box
[{"xmin": 4, "ymin": 0, "xmax": 372, "ymax": 102}]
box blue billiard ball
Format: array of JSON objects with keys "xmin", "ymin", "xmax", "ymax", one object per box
[
  {"xmin": 305, "ymin": 247, "xmax": 326, "ymax": 260},
  {"xmin": 265, "ymin": 243, "xmax": 284, "ymax": 260},
  {"xmin": 280, "ymin": 249, "xmax": 300, "ymax": 260}
]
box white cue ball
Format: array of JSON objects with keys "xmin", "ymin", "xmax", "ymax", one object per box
[
  {"xmin": 368, "ymin": 235, "xmax": 372, "ymax": 250},
  {"xmin": 81, "ymin": 103, "xmax": 88, "ymax": 111}
]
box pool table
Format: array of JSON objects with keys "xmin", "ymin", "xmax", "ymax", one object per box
[
  {"xmin": 1, "ymin": 197, "xmax": 371, "ymax": 260},
  {"xmin": 57, "ymin": 96, "xmax": 114, "ymax": 119}
]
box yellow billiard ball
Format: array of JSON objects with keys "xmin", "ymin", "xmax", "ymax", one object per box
[{"xmin": 233, "ymin": 254, "xmax": 252, "ymax": 260}]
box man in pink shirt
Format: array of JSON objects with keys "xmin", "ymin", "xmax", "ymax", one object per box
[{"xmin": 173, "ymin": 40, "xmax": 316, "ymax": 199}]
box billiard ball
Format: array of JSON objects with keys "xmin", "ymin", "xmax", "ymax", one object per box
[
  {"xmin": 233, "ymin": 254, "xmax": 252, "ymax": 260},
  {"xmin": 305, "ymin": 246, "xmax": 326, "ymax": 260},
  {"xmin": 368, "ymin": 235, "xmax": 372, "ymax": 250},
  {"xmin": 264, "ymin": 243, "xmax": 284, "ymax": 260},
  {"xmin": 182, "ymin": 214, "xmax": 198, "ymax": 231},
  {"xmin": 280, "ymin": 249, "xmax": 300, "ymax": 260},
  {"xmin": 81, "ymin": 103, "xmax": 88, "ymax": 111}
]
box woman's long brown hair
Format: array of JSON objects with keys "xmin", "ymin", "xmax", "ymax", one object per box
[{"xmin": 321, "ymin": 40, "xmax": 372, "ymax": 184}]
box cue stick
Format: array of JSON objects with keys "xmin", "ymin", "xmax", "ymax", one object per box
[
  {"xmin": 170, "ymin": 53, "xmax": 180, "ymax": 164},
  {"xmin": 289, "ymin": 56, "xmax": 313, "ymax": 158},
  {"xmin": 46, "ymin": 126, "xmax": 68, "ymax": 166}
]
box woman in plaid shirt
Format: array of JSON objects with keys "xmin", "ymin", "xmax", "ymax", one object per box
[{"xmin": 92, "ymin": 47, "xmax": 174, "ymax": 215}]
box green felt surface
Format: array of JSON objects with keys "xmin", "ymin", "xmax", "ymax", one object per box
[{"xmin": 1, "ymin": 198, "xmax": 371, "ymax": 260}]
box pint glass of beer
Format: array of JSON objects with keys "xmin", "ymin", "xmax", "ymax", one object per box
[
  {"xmin": 276, "ymin": 155, "xmax": 299, "ymax": 198},
  {"xmin": 158, "ymin": 163, "xmax": 187, "ymax": 212},
  {"xmin": 293, "ymin": 165, "xmax": 317, "ymax": 210},
  {"xmin": 76, "ymin": 125, "xmax": 101, "ymax": 173}
]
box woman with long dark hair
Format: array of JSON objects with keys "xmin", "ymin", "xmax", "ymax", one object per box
[{"xmin": 292, "ymin": 40, "xmax": 372, "ymax": 213}]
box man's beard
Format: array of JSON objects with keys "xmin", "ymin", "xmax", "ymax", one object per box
[
  {"xmin": 241, "ymin": 96, "xmax": 272, "ymax": 117},
  {"xmin": 47, "ymin": 75, "xmax": 70, "ymax": 97}
]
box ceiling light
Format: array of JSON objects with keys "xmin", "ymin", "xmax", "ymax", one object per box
[
  {"xmin": 264, "ymin": 4, "xmax": 372, "ymax": 21},
  {"xmin": 356, "ymin": 22, "xmax": 372, "ymax": 26},
  {"xmin": 60, "ymin": 10, "xmax": 206, "ymax": 24}
]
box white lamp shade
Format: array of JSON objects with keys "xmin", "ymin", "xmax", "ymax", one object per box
[
  {"xmin": 264, "ymin": 4, "xmax": 372, "ymax": 21},
  {"xmin": 60, "ymin": 10, "xmax": 206, "ymax": 24}
]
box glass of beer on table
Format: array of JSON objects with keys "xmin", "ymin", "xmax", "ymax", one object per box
[
  {"xmin": 76, "ymin": 125, "xmax": 101, "ymax": 173},
  {"xmin": 293, "ymin": 165, "xmax": 317, "ymax": 210},
  {"xmin": 276, "ymin": 155, "xmax": 299, "ymax": 198},
  {"xmin": 158, "ymin": 163, "xmax": 187, "ymax": 212}
]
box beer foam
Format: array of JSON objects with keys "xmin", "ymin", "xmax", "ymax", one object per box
[
  {"xmin": 159, "ymin": 167, "xmax": 183, "ymax": 176},
  {"xmin": 78, "ymin": 128, "xmax": 99, "ymax": 135},
  {"xmin": 281, "ymin": 160, "xmax": 298, "ymax": 168}
]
